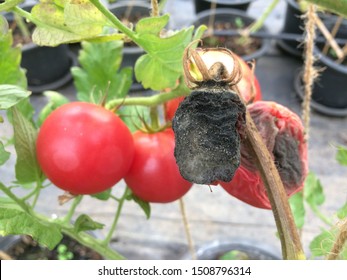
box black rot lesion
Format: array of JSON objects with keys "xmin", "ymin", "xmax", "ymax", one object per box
[{"xmin": 172, "ymin": 45, "xmax": 246, "ymax": 185}]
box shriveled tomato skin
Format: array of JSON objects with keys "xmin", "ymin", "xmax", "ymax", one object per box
[
  {"xmin": 36, "ymin": 102, "xmax": 134, "ymax": 195},
  {"xmin": 221, "ymin": 101, "xmax": 308, "ymax": 209},
  {"xmin": 124, "ymin": 129, "xmax": 193, "ymax": 203}
]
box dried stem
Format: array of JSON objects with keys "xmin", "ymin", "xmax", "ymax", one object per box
[
  {"xmin": 314, "ymin": 14, "xmax": 344, "ymax": 59},
  {"xmin": 243, "ymin": 112, "xmax": 305, "ymax": 260},
  {"xmin": 327, "ymin": 218, "xmax": 347, "ymax": 260},
  {"xmin": 302, "ymin": 5, "xmax": 318, "ymax": 141},
  {"xmin": 207, "ymin": 0, "xmax": 217, "ymax": 37},
  {"xmin": 151, "ymin": 0, "xmax": 159, "ymax": 17},
  {"xmin": 322, "ymin": 16, "xmax": 343, "ymax": 55},
  {"xmin": 179, "ymin": 198, "xmax": 197, "ymax": 260}
]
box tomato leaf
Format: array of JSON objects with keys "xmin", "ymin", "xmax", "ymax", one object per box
[
  {"xmin": 135, "ymin": 14, "xmax": 169, "ymax": 35},
  {"xmin": 71, "ymin": 40, "xmax": 132, "ymax": 103},
  {"xmin": 90, "ymin": 188, "xmax": 112, "ymax": 201},
  {"xmin": 12, "ymin": 107, "xmax": 42, "ymax": 184},
  {"xmin": 126, "ymin": 189, "xmax": 151, "ymax": 219},
  {"xmin": 0, "ymin": 85, "xmax": 31, "ymax": 110},
  {"xmin": 337, "ymin": 202, "xmax": 347, "ymax": 219},
  {"xmin": 74, "ymin": 214, "xmax": 104, "ymax": 233},
  {"xmin": 37, "ymin": 91, "xmax": 69, "ymax": 126},
  {"xmin": 0, "ymin": 141, "xmax": 10, "ymax": 166},
  {"xmin": 309, "ymin": 229, "xmax": 335, "ymax": 257},
  {"xmin": 117, "ymin": 105, "xmax": 150, "ymax": 133},
  {"xmin": 31, "ymin": 0, "xmax": 112, "ymax": 46},
  {"xmin": 0, "ymin": 20, "xmax": 27, "ymax": 87},
  {"xmin": 0, "ymin": 0, "xmax": 23, "ymax": 12},
  {"xmin": 0, "ymin": 195, "xmax": 63, "ymax": 250},
  {"xmin": 336, "ymin": 145, "xmax": 347, "ymax": 166},
  {"xmin": 304, "ymin": 172, "xmax": 325, "ymax": 208},
  {"xmin": 135, "ymin": 25, "xmax": 194, "ymax": 90},
  {"xmin": 288, "ymin": 191, "xmax": 305, "ymax": 229}
]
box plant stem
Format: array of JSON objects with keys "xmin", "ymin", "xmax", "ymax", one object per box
[
  {"xmin": 14, "ymin": 13, "xmax": 31, "ymax": 43},
  {"xmin": 327, "ymin": 218, "xmax": 347, "ymax": 260},
  {"xmin": 302, "ymin": 5, "xmax": 317, "ymax": 141},
  {"xmin": 243, "ymin": 112, "xmax": 305, "ymax": 260},
  {"xmin": 102, "ymin": 187, "xmax": 129, "ymax": 246},
  {"xmin": 151, "ymin": 0, "xmax": 159, "ymax": 17},
  {"xmin": 311, "ymin": 205, "xmax": 334, "ymax": 227},
  {"xmin": 305, "ymin": 0, "xmax": 347, "ymax": 18},
  {"xmin": 90, "ymin": 0, "xmax": 137, "ymax": 42},
  {"xmin": 248, "ymin": 0, "xmax": 280, "ymax": 34},
  {"xmin": 31, "ymin": 181, "xmax": 42, "ymax": 208},
  {"xmin": 179, "ymin": 198, "xmax": 197, "ymax": 260},
  {"xmin": 0, "ymin": 182, "xmax": 30, "ymax": 212},
  {"xmin": 0, "ymin": 0, "xmax": 23, "ymax": 11},
  {"xmin": 63, "ymin": 195, "xmax": 83, "ymax": 224},
  {"xmin": 61, "ymin": 227, "xmax": 125, "ymax": 260}
]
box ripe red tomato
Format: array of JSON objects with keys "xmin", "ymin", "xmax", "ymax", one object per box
[
  {"xmin": 124, "ymin": 129, "xmax": 193, "ymax": 203},
  {"xmin": 164, "ymin": 55, "xmax": 262, "ymax": 121},
  {"xmin": 36, "ymin": 102, "xmax": 134, "ymax": 195}
]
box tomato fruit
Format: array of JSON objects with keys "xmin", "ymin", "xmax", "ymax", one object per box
[
  {"xmin": 221, "ymin": 101, "xmax": 308, "ymax": 209},
  {"xmin": 36, "ymin": 102, "xmax": 134, "ymax": 195},
  {"xmin": 124, "ymin": 129, "xmax": 193, "ymax": 203},
  {"xmin": 164, "ymin": 54, "xmax": 262, "ymax": 121}
]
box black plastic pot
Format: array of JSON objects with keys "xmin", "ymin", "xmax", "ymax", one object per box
[
  {"xmin": 191, "ymin": 8, "xmax": 271, "ymax": 61},
  {"xmin": 194, "ymin": 0, "xmax": 255, "ymax": 13},
  {"xmin": 22, "ymin": 43, "xmax": 76, "ymax": 93},
  {"xmin": 4, "ymin": 5, "xmax": 76, "ymax": 93},
  {"xmin": 109, "ymin": 1, "xmax": 151, "ymax": 91},
  {"xmin": 184, "ymin": 240, "xmax": 280, "ymax": 260},
  {"xmin": 277, "ymin": 0, "xmax": 304, "ymax": 58}
]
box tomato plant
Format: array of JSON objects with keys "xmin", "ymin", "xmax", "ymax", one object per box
[
  {"xmin": 124, "ymin": 128, "xmax": 192, "ymax": 203},
  {"xmin": 36, "ymin": 102, "xmax": 134, "ymax": 195}
]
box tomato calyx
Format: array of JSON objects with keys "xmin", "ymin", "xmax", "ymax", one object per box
[{"xmin": 58, "ymin": 192, "xmax": 76, "ymax": 205}]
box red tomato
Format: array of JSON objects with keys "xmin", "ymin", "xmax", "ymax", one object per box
[
  {"xmin": 124, "ymin": 129, "xmax": 193, "ymax": 203},
  {"xmin": 164, "ymin": 55, "xmax": 262, "ymax": 121},
  {"xmin": 221, "ymin": 101, "xmax": 308, "ymax": 209},
  {"xmin": 36, "ymin": 102, "xmax": 134, "ymax": 195}
]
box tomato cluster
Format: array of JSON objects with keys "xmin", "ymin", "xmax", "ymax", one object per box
[{"xmin": 36, "ymin": 102, "xmax": 192, "ymax": 202}]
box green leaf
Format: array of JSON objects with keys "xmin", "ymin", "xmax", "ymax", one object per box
[
  {"xmin": 31, "ymin": 0, "xmax": 110, "ymax": 46},
  {"xmin": 0, "ymin": 21, "xmax": 27, "ymax": 87},
  {"xmin": 126, "ymin": 189, "xmax": 151, "ymax": 219},
  {"xmin": 90, "ymin": 188, "xmax": 112, "ymax": 201},
  {"xmin": 0, "ymin": 0, "xmax": 23, "ymax": 12},
  {"xmin": 117, "ymin": 105, "xmax": 150, "ymax": 133},
  {"xmin": 337, "ymin": 202, "xmax": 347, "ymax": 219},
  {"xmin": 0, "ymin": 85, "xmax": 31, "ymax": 110},
  {"xmin": 336, "ymin": 145, "xmax": 347, "ymax": 166},
  {"xmin": 219, "ymin": 250, "xmax": 249, "ymax": 260},
  {"xmin": 12, "ymin": 106, "xmax": 42, "ymax": 184},
  {"xmin": 0, "ymin": 200, "xmax": 63, "ymax": 250},
  {"xmin": 0, "ymin": 141, "xmax": 10, "ymax": 166},
  {"xmin": 74, "ymin": 214, "xmax": 104, "ymax": 233},
  {"xmin": 304, "ymin": 172, "xmax": 325, "ymax": 208},
  {"xmin": 37, "ymin": 91, "xmax": 69, "ymax": 126},
  {"xmin": 135, "ymin": 26, "xmax": 194, "ymax": 90},
  {"xmin": 309, "ymin": 230, "xmax": 334, "ymax": 257},
  {"xmin": 135, "ymin": 15, "xmax": 169, "ymax": 35},
  {"xmin": 289, "ymin": 191, "xmax": 306, "ymax": 229},
  {"xmin": 71, "ymin": 40, "xmax": 132, "ymax": 103}
]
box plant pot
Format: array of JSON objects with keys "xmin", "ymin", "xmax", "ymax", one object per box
[
  {"xmin": 194, "ymin": 0, "xmax": 255, "ymax": 14},
  {"xmin": 4, "ymin": 5, "xmax": 76, "ymax": 93},
  {"xmin": 191, "ymin": 8, "xmax": 271, "ymax": 61},
  {"xmin": 22, "ymin": 43, "xmax": 77, "ymax": 93},
  {"xmin": 276, "ymin": 0, "xmax": 304, "ymax": 58},
  {"xmin": 109, "ymin": 1, "xmax": 151, "ymax": 92},
  {"xmin": 184, "ymin": 240, "xmax": 280, "ymax": 260},
  {"xmin": 0, "ymin": 234, "xmax": 103, "ymax": 260}
]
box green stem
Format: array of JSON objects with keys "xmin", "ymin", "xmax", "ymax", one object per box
[
  {"xmin": 150, "ymin": 106, "xmax": 160, "ymax": 129},
  {"xmin": 0, "ymin": 182, "xmax": 30, "ymax": 212},
  {"xmin": 31, "ymin": 181, "xmax": 42, "ymax": 208},
  {"xmin": 106, "ymin": 85, "xmax": 188, "ymax": 110},
  {"xmin": 248, "ymin": 0, "xmax": 280, "ymax": 33},
  {"xmin": 0, "ymin": 0, "xmax": 23, "ymax": 11},
  {"xmin": 14, "ymin": 13, "xmax": 31, "ymax": 43},
  {"xmin": 63, "ymin": 195, "xmax": 83, "ymax": 224},
  {"xmin": 102, "ymin": 187, "xmax": 129, "ymax": 246},
  {"xmin": 311, "ymin": 205, "xmax": 334, "ymax": 227},
  {"xmin": 61, "ymin": 227, "xmax": 125, "ymax": 260},
  {"xmin": 12, "ymin": 6, "xmax": 37, "ymax": 24},
  {"xmin": 305, "ymin": 0, "xmax": 347, "ymax": 18},
  {"xmin": 90, "ymin": 0, "xmax": 137, "ymax": 42}
]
